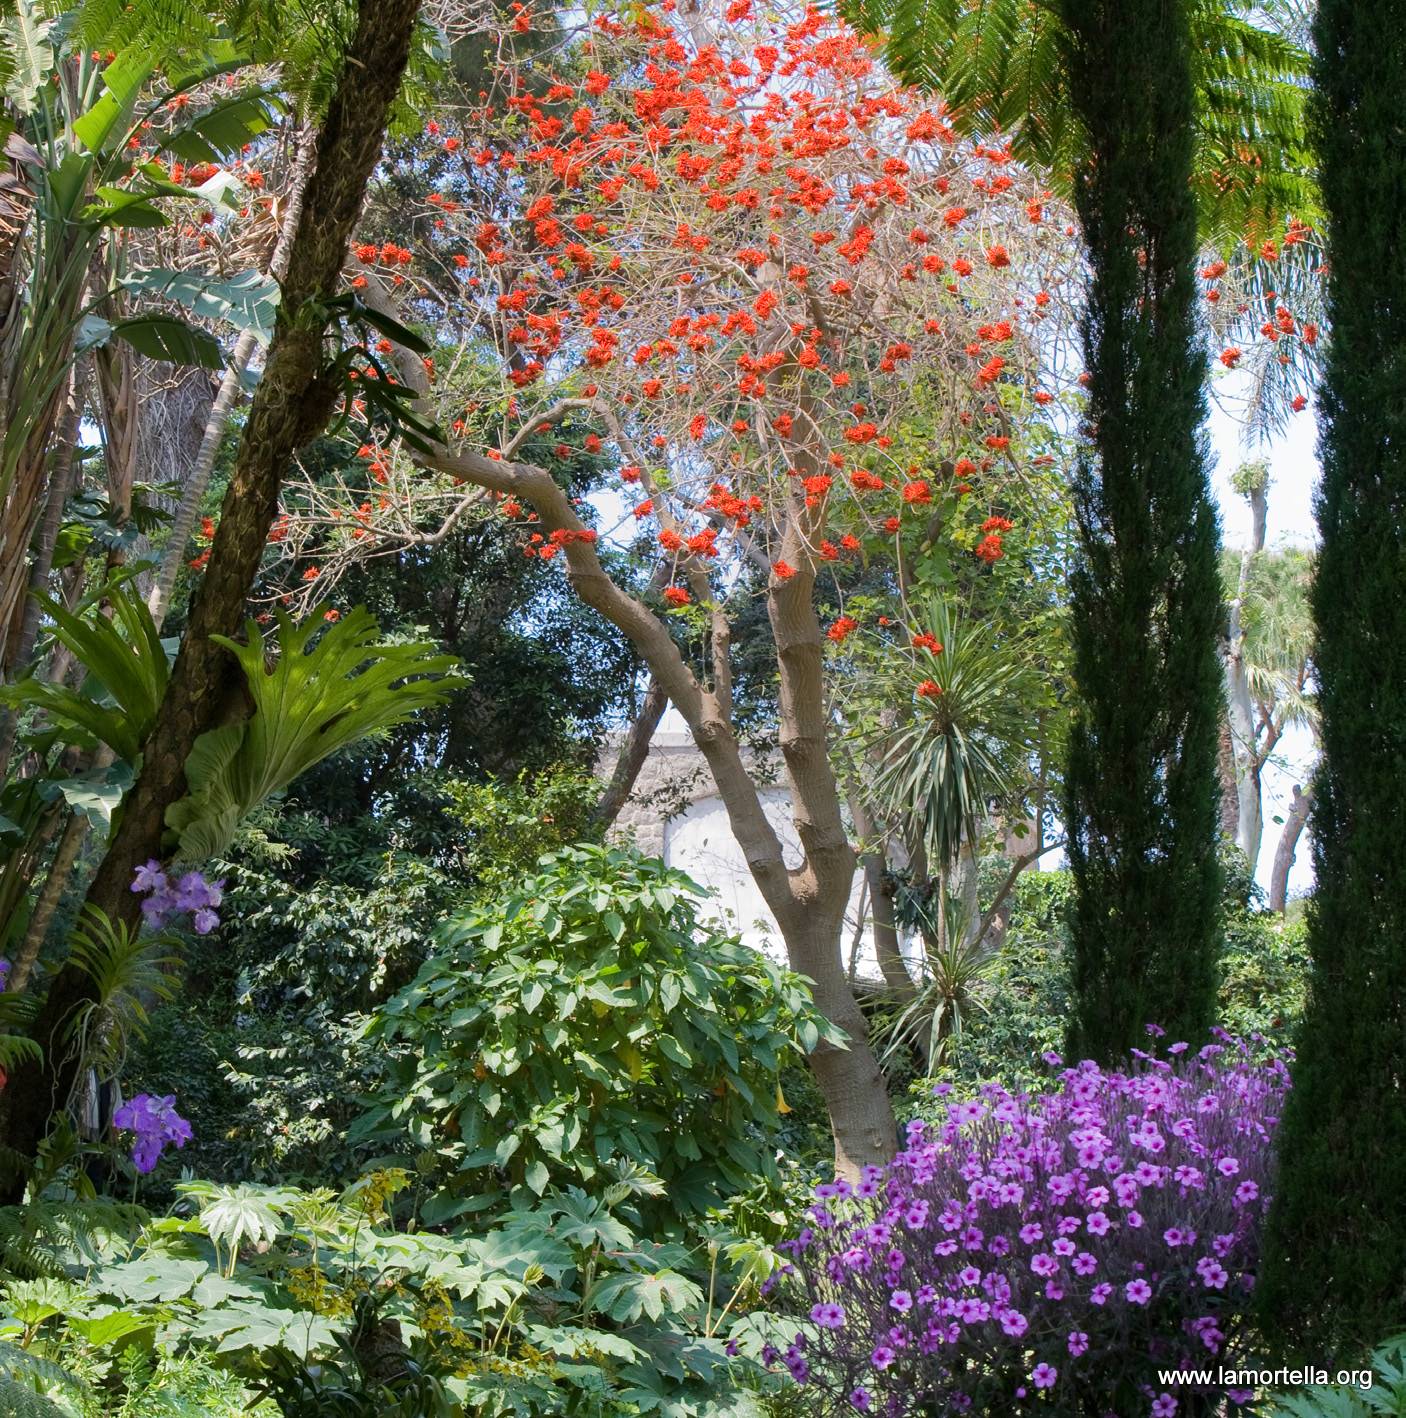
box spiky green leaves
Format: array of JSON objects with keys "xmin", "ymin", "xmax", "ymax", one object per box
[{"xmin": 165, "ymin": 606, "xmax": 463, "ymax": 860}]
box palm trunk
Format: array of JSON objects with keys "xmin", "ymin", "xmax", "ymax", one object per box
[
  {"xmin": 146, "ymin": 126, "xmax": 317, "ymax": 629},
  {"xmin": 8, "ymin": 807, "xmax": 89, "ymax": 995},
  {"xmin": 0, "ymin": 0, "xmax": 424, "ymax": 1197},
  {"xmin": 0, "ymin": 367, "xmax": 82, "ymax": 781}
]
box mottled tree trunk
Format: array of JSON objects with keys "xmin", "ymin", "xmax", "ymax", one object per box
[
  {"xmin": 592, "ymin": 678, "xmax": 667, "ymax": 830},
  {"xmin": 1268, "ymin": 783, "xmax": 1311, "ymax": 915}
]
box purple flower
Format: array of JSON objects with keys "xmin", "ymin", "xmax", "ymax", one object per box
[
  {"xmin": 1152, "ymin": 1394, "xmax": 1178, "ymax": 1417},
  {"xmin": 131, "ymin": 859, "xmax": 166, "ymax": 894},
  {"xmin": 811, "ymin": 1302, "xmax": 845, "ymax": 1329},
  {"xmin": 775, "ymin": 1041, "xmax": 1286, "ymax": 1414},
  {"xmin": 1032, "ymin": 1363, "xmax": 1058, "ymax": 1390},
  {"xmin": 1196, "ymin": 1257, "xmax": 1229, "ymax": 1291},
  {"xmin": 848, "ymin": 1389, "xmax": 871, "ymax": 1411},
  {"xmin": 112, "ymin": 1093, "xmax": 192, "ymax": 1174},
  {"xmin": 0, "ymin": 957, "xmax": 10, "ymax": 993},
  {"xmin": 130, "ymin": 863, "xmax": 221, "ymax": 935}
]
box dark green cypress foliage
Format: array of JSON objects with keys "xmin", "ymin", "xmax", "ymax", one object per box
[
  {"xmin": 1058, "ymin": 0, "xmax": 1224, "ymax": 1062},
  {"xmin": 1258, "ymin": 0, "xmax": 1406, "ymax": 1354}
]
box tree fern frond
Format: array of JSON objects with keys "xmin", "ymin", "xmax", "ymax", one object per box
[
  {"xmin": 0, "ymin": 1197, "xmax": 147, "ymax": 1276},
  {"xmin": 846, "ymin": 0, "xmax": 1317, "ymax": 239},
  {"xmin": 0, "ymin": 1376, "xmax": 70, "ymax": 1417},
  {"xmin": 0, "ymin": 1338, "xmax": 87, "ymax": 1403}
]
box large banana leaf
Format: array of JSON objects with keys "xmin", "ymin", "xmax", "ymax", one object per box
[{"xmin": 165, "ymin": 607, "xmax": 464, "ymax": 861}]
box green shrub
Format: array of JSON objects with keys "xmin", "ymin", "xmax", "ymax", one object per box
[
  {"xmin": 357, "ymin": 845, "xmax": 839, "ymax": 1228},
  {"xmin": 12, "ymin": 1171, "xmax": 788, "ymax": 1417}
]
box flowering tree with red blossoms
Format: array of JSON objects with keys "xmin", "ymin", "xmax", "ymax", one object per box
[{"xmin": 285, "ymin": 0, "xmax": 1081, "ymax": 1172}]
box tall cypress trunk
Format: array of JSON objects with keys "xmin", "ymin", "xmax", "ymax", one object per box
[
  {"xmin": 1258, "ymin": 0, "xmax": 1406, "ymax": 1354},
  {"xmin": 1059, "ymin": 0, "xmax": 1224, "ymax": 1062},
  {"xmin": 0, "ymin": 0, "xmax": 423, "ymax": 1195}
]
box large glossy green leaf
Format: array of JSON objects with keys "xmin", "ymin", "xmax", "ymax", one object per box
[
  {"xmin": 123, "ymin": 266, "xmax": 280, "ymax": 342},
  {"xmin": 71, "ymin": 47, "xmax": 153, "ymax": 153},
  {"xmin": 112, "ymin": 313, "xmax": 222, "ymax": 368},
  {"xmin": 159, "ymin": 88, "xmax": 283, "ymax": 164}
]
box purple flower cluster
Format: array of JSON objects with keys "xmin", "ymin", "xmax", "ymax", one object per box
[
  {"xmin": 770, "ymin": 1033, "xmax": 1289, "ymax": 1417},
  {"xmin": 112, "ymin": 1092, "xmax": 193, "ymax": 1173},
  {"xmin": 130, "ymin": 860, "xmax": 223, "ymax": 934},
  {"xmin": 0, "ymin": 956, "xmax": 10, "ymax": 992}
]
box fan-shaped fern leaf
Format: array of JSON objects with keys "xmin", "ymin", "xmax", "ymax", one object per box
[{"xmin": 0, "ymin": 1376, "xmax": 69, "ymax": 1417}]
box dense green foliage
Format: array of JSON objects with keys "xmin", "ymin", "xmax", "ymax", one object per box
[
  {"xmin": 1258, "ymin": 0, "xmax": 1406, "ymax": 1355},
  {"xmin": 128, "ymin": 767, "xmax": 604, "ymax": 1183},
  {"xmin": 0, "ymin": 0, "xmax": 1393, "ymax": 1398},
  {"xmin": 359, "ymin": 846, "xmax": 841, "ymax": 1228},
  {"xmin": 1058, "ymin": 0, "xmax": 1225, "ymax": 1062}
]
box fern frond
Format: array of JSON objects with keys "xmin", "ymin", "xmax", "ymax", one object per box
[
  {"xmin": 845, "ymin": 0, "xmax": 1317, "ymax": 238},
  {"xmin": 0, "ymin": 1197, "xmax": 147, "ymax": 1276},
  {"xmin": 0, "ymin": 1376, "xmax": 70, "ymax": 1417}
]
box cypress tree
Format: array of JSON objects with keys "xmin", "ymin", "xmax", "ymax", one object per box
[
  {"xmin": 1059, "ymin": 0, "xmax": 1225, "ymax": 1062},
  {"xmin": 1258, "ymin": 0, "xmax": 1406, "ymax": 1353}
]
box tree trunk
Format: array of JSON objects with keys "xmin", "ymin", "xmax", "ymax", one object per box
[
  {"xmin": 146, "ymin": 125, "xmax": 318, "ymax": 629},
  {"xmin": 0, "ymin": 368, "xmax": 82, "ymax": 781},
  {"xmin": 0, "ymin": 0, "xmax": 423, "ymax": 1196},
  {"xmin": 848, "ymin": 792, "xmax": 914, "ymax": 997},
  {"xmin": 592, "ymin": 677, "xmax": 666, "ymax": 830},
  {"xmin": 1217, "ymin": 711, "xmax": 1240, "ymax": 839},
  {"xmin": 1268, "ymin": 783, "xmax": 1311, "ymax": 915},
  {"xmin": 8, "ymin": 807, "xmax": 88, "ymax": 995},
  {"xmin": 802, "ymin": 913, "xmax": 899, "ymax": 1171},
  {"xmin": 1224, "ymin": 481, "xmax": 1269, "ymax": 863},
  {"xmin": 354, "ymin": 277, "xmax": 901, "ymax": 1180}
]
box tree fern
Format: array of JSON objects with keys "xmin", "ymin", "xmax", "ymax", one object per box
[{"xmin": 846, "ymin": 0, "xmax": 1319, "ymax": 242}]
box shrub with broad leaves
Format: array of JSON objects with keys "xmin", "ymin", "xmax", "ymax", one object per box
[
  {"xmin": 358, "ymin": 845, "xmax": 841, "ymax": 1228},
  {"xmin": 770, "ymin": 1034, "xmax": 1290, "ymax": 1416}
]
